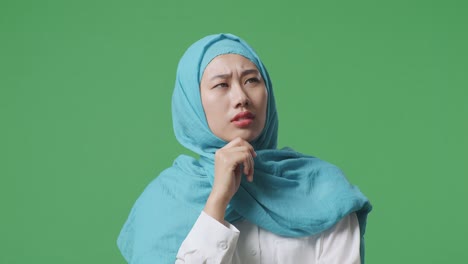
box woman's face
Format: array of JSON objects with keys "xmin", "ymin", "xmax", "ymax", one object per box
[{"xmin": 200, "ymin": 54, "xmax": 268, "ymax": 142}]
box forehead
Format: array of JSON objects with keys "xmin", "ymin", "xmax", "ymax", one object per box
[{"xmin": 203, "ymin": 54, "xmax": 258, "ymax": 75}]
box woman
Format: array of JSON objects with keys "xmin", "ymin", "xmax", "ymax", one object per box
[{"xmin": 117, "ymin": 33, "xmax": 372, "ymax": 264}]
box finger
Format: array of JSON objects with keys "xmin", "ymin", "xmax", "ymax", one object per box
[
  {"xmin": 244, "ymin": 151, "xmax": 255, "ymax": 182},
  {"xmin": 222, "ymin": 137, "xmax": 245, "ymax": 148},
  {"xmin": 221, "ymin": 147, "xmax": 250, "ymax": 167},
  {"xmin": 217, "ymin": 146, "xmax": 249, "ymax": 164},
  {"xmin": 243, "ymin": 152, "xmax": 251, "ymax": 176},
  {"xmin": 226, "ymin": 149, "xmax": 250, "ymax": 177},
  {"xmin": 224, "ymin": 146, "xmax": 254, "ymax": 163},
  {"xmin": 222, "ymin": 146, "xmax": 255, "ymax": 181},
  {"xmin": 225, "ymin": 146, "xmax": 251, "ymax": 154},
  {"xmin": 234, "ymin": 165, "xmax": 242, "ymax": 178},
  {"xmin": 247, "ymin": 154, "xmax": 254, "ymax": 182},
  {"xmin": 223, "ymin": 138, "xmax": 257, "ymax": 157}
]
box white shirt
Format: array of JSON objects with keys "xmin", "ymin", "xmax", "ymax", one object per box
[{"xmin": 176, "ymin": 211, "xmax": 361, "ymax": 264}]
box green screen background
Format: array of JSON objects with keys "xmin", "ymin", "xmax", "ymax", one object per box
[{"xmin": 1, "ymin": 0, "xmax": 467, "ymax": 263}]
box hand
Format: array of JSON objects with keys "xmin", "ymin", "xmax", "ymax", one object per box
[{"xmin": 203, "ymin": 137, "xmax": 256, "ymax": 223}]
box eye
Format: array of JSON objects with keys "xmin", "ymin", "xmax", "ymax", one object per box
[
  {"xmin": 245, "ymin": 77, "xmax": 260, "ymax": 84},
  {"xmin": 213, "ymin": 83, "xmax": 228, "ymax": 89}
]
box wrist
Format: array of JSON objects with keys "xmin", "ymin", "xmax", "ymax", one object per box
[{"xmin": 204, "ymin": 193, "xmax": 229, "ymax": 224}]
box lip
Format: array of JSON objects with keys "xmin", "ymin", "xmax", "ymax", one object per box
[{"xmin": 231, "ymin": 111, "xmax": 255, "ymax": 128}]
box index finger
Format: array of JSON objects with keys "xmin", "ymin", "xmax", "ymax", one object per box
[{"xmin": 222, "ymin": 137, "xmax": 257, "ymax": 157}]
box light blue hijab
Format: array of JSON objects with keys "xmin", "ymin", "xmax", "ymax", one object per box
[{"xmin": 117, "ymin": 33, "xmax": 372, "ymax": 264}]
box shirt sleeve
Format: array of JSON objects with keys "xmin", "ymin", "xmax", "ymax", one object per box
[
  {"xmin": 318, "ymin": 212, "xmax": 362, "ymax": 264},
  {"xmin": 176, "ymin": 211, "xmax": 240, "ymax": 264}
]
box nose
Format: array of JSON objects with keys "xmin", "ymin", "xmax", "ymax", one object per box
[{"xmin": 231, "ymin": 83, "xmax": 249, "ymax": 108}]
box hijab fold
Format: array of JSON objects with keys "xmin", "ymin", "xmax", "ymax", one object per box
[{"xmin": 117, "ymin": 33, "xmax": 372, "ymax": 264}]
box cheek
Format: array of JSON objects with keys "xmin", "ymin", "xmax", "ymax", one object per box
[
  {"xmin": 256, "ymin": 89, "xmax": 268, "ymax": 114},
  {"xmin": 259, "ymin": 90, "xmax": 268, "ymax": 125},
  {"xmin": 202, "ymin": 94, "xmax": 224, "ymax": 122}
]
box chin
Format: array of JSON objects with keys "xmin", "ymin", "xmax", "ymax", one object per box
[{"xmin": 228, "ymin": 131, "xmax": 260, "ymax": 142}]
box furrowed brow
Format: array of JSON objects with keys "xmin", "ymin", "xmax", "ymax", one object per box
[
  {"xmin": 210, "ymin": 73, "xmax": 231, "ymax": 81},
  {"xmin": 241, "ymin": 69, "xmax": 259, "ymax": 77}
]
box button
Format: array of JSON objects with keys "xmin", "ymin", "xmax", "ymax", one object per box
[
  {"xmin": 218, "ymin": 241, "xmax": 227, "ymax": 250},
  {"xmin": 250, "ymin": 249, "xmax": 257, "ymax": 256}
]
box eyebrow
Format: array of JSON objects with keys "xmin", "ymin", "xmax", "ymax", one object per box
[{"xmin": 210, "ymin": 69, "xmax": 259, "ymax": 81}]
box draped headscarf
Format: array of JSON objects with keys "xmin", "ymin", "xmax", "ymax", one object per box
[{"xmin": 117, "ymin": 33, "xmax": 372, "ymax": 264}]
